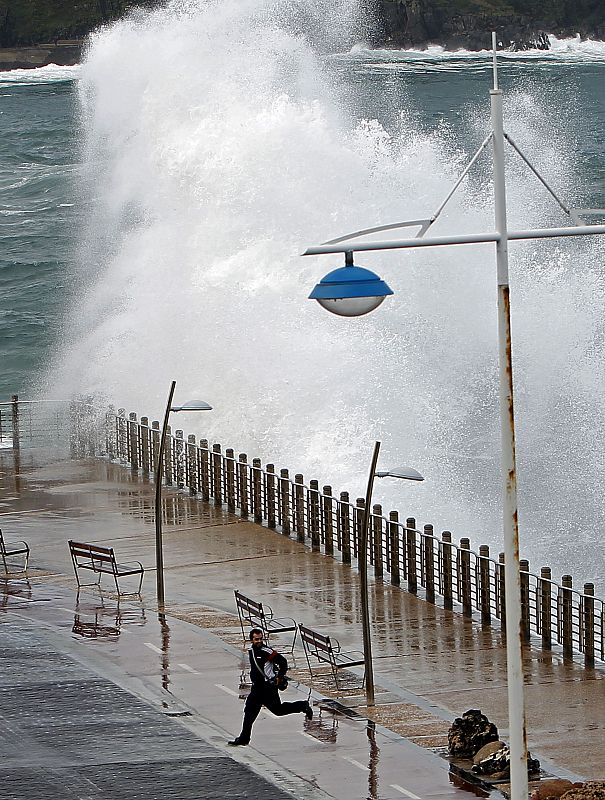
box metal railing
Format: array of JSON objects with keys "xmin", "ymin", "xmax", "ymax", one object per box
[
  {"xmin": 4, "ymin": 396, "xmax": 603, "ymax": 668},
  {"xmin": 82, "ymin": 406, "xmax": 602, "ymax": 669}
]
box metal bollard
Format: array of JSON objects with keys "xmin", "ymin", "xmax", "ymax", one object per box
[
  {"xmin": 279, "ymin": 468, "xmax": 290, "ymax": 535},
  {"xmin": 322, "ymin": 486, "xmax": 334, "ymax": 556},
  {"xmin": 406, "ymin": 518, "xmax": 417, "ymax": 594},
  {"xmin": 479, "ymin": 545, "xmax": 491, "ymax": 625},
  {"xmin": 441, "ymin": 531, "xmax": 453, "ymax": 610},
  {"xmin": 266, "ymin": 464, "xmax": 276, "ymax": 528}
]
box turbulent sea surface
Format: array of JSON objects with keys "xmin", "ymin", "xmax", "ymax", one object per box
[{"xmin": 1, "ymin": 2, "xmax": 604, "ymax": 589}]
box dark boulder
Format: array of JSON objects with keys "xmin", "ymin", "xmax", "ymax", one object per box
[
  {"xmin": 447, "ymin": 709, "xmax": 499, "ymax": 759},
  {"xmin": 472, "ymin": 743, "xmax": 541, "ymax": 779}
]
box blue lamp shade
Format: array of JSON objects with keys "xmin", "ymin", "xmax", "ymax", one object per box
[{"xmin": 309, "ymin": 263, "xmax": 393, "ymax": 317}]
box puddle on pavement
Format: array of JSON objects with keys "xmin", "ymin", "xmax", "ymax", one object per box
[
  {"xmin": 71, "ymin": 593, "xmax": 147, "ymax": 641},
  {"xmin": 303, "ymin": 710, "xmax": 340, "ymax": 743},
  {"xmin": 1, "ymin": 577, "xmax": 33, "ymax": 609},
  {"xmin": 72, "ymin": 614, "xmax": 120, "ymax": 639},
  {"xmin": 159, "ymin": 612, "xmax": 171, "ymax": 690},
  {"xmin": 449, "ymin": 770, "xmax": 492, "ymax": 797}
]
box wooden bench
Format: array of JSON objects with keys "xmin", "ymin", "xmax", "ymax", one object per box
[
  {"xmin": 0, "ymin": 528, "xmax": 29, "ymax": 573},
  {"xmin": 299, "ymin": 623, "xmax": 365, "ymax": 690},
  {"xmin": 69, "ymin": 540, "xmax": 144, "ymax": 596},
  {"xmin": 234, "ymin": 589, "xmax": 298, "ymax": 652}
]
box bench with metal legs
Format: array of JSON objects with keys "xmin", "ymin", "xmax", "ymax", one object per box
[
  {"xmin": 299, "ymin": 623, "xmax": 365, "ymax": 690},
  {"xmin": 0, "ymin": 528, "xmax": 29, "ymax": 574},
  {"xmin": 69, "ymin": 540, "xmax": 144, "ymax": 597},
  {"xmin": 234, "ymin": 589, "xmax": 298, "ymax": 653}
]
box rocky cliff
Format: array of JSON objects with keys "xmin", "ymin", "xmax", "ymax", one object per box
[
  {"xmin": 376, "ymin": 0, "xmax": 605, "ymax": 51},
  {"xmin": 0, "ymin": 0, "xmax": 604, "ymax": 63}
]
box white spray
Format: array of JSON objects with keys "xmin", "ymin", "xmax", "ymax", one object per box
[{"xmin": 44, "ymin": 0, "xmax": 605, "ymax": 589}]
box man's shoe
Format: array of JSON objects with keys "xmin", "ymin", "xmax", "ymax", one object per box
[
  {"xmin": 227, "ymin": 738, "xmax": 248, "ymax": 746},
  {"xmin": 304, "ymin": 702, "xmax": 313, "ymax": 721}
]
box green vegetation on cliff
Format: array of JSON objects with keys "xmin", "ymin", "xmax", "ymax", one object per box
[{"xmin": 0, "ymin": 0, "xmax": 156, "ymax": 47}]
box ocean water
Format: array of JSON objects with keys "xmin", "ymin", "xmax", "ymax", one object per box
[{"xmin": 1, "ymin": 1, "xmax": 605, "ymax": 589}]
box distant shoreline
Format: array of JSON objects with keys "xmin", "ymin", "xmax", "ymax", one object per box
[
  {"xmin": 0, "ymin": 42, "xmax": 83, "ymax": 71},
  {"xmin": 1, "ymin": 32, "xmax": 604, "ymax": 72}
]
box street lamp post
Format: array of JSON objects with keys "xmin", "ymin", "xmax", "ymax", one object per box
[
  {"xmin": 305, "ymin": 34, "xmax": 605, "ymax": 800},
  {"xmin": 154, "ymin": 380, "xmax": 212, "ymax": 608},
  {"xmin": 360, "ymin": 440, "xmax": 423, "ymax": 706}
]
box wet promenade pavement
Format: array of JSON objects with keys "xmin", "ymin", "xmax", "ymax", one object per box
[{"xmin": 1, "ymin": 452, "xmax": 603, "ymax": 798}]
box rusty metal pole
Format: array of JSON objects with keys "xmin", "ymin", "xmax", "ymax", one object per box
[
  {"xmin": 491, "ymin": 32, "xmax": 528, "ymax": 800},
  {"xmin": 359, "ymin": 440, "xmax": 381, "ymax": 707},
  {"xmin": 155, "ymin": 380, "xmax": 176, "ymax": 609}
]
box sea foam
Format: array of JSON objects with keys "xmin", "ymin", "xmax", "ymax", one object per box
[{"xmin": 41, "ymin": 0, "xmax": 605, "ymax": 588}]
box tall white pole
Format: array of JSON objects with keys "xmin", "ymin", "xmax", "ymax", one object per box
[{"xmin": 490, "ymin": 33, "xmax": 529, "ymax": 800}]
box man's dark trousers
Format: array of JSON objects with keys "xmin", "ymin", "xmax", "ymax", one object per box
[{"xmin": 238, "ymin": 683, "xmax": 308, "ymax": 744}]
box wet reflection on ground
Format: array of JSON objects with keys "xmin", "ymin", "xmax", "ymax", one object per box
[
  {"xmin": 367, "ymin": 721, "xmax": 380, "ymax": 800},
  {"xmin": 0, "ymin": 576, "xmax": 32, "ymax": 608},
  {"xmin": 72, "ymin": 613, "xmax": 120, "ymax": 639},
  {"xmin": 303, "ymin": 709, "xmax": 339, "ymax": 743},
  {"xmin": 159, "ymin": 611, "xmax": 171, "ymax": 691},
  {"xmin": 449, "ymin": 770, "xmax": 491, "ymax": 797},
  {"xmin": 71, "ymin": 593, "xmax": 146, "ymax": 641}
]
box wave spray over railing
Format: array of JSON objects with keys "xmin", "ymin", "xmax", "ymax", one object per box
[{"xmin": 62, "ymin": 400, "xmax": 605, "ymax": 670}]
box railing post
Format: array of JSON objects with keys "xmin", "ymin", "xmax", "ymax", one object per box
[
  {"xmin": 252, "ymin": 458, "xmax": 262, "ymax": 523},
  {"xmin": 478, "ymin": 545, "xmax": 491, "ymax": 625},
  {"xmin": 226, "ymin": 449, "xmax": 236, "ymax": 511},
  {"xmin": 340, "ymin": 492, "xmax": 351, "ymax": 565},
  {"xmin": 373, "ymin": 504, "xmax": 384, "ymax": 581},
  {"xmin": 458, "ymin": 538, "xmax": 472, "ymax": 618},
  {"xmin": 69, "ymin": 400, "xmax": 78, "ymax": 458},
  {"xmin": 140, "ymin": 417, "xmax": 150, "ymax": 475},
  {"xmin": 561, "ymin": 574, "xmax": 574, "ymax": 660},
  {"xmin": 211, "ymin": 444, "xmax": 222, "ymax": 505},
  {"xmin": 105, "ymin": 406, "xmax": 116, "ymax": 460},
  {"xmin": 199, "ymin": 439, "xmax": 210, "ymax": 501},
  {"xmin": 163, "ymin": 424, "xmax": 172, "ymax": 486},
  {"xmin": 322, "ymin": 486, "xmax": 334, "ymax": 556},
  {"xmin": 309, "ymin": 479, "xmax": 320, "ymax": 551},
  {"xmin": 279, "ymin": 468, "xmax": 290, "ymax": 535},
  {"xmin": 238, "ymin": 454, "xmax": 249, "ymax": 518},
  {"xmin": 355, "ymin": 498, "xmax": 365, "ymax": 562},
  {"xmin": 441, "ymin": 531, "xmax": 453, "ymax": 610},
  {"xmin": 539, "ymin": 567, "xmax": 552, "ymax": 649},
  {"xmin": 498, "ymin": 552, "xmax": 506, "ymax": 630},
  {"xmin": 186, "ymin": 434, "xmax": 197, "ymax": 494},
  {"xmin": 117, "ymin": 409, "xmax": 127, "ymax": 462},
  {"xmin": 11, "ymin": 394, "xmax": 20, "ymax": 451},
  {"xmin": 128, "ymin": 412, "xmax": 138, "ymax": 470},
  {"xmin": 389, "ymin": 511, "xmax": 400, "ymax": 586},
  {"xmin": 266, "ymin": 464, "xmax": 276, "ymax": 528},
  {"xmin": 151, "ymin": 421, "xmax": 160, "ymax": 475},
  {"xmin": 406, "ymin": 518, "xmax": 417, "ymax": 594},
  {"xmin": 583, "ymin": 582, "xmax": 595, "ymax": 667},
  {"xmin": 423, "ymin": 524, "xmax": 435, "ymax": 603},
  {"xmin": 294, "ymin": 474, "xmax": 305, "ymax": 542},
  {"xmin": 175, "ymin": 430, "xmax": 185, "ymax": 488},
  {"xmin": 520, "ymin": 558, "xmax": 531, "ymax": 642}
]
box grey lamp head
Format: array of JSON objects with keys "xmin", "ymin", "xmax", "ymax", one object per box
[
  {"xmin": 375, "ymin": 467, "xmax": 424, "ymax": 482},
  {"xmin": 171, "ymin": 400, "xmax": 213, "ymax": 412}
]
